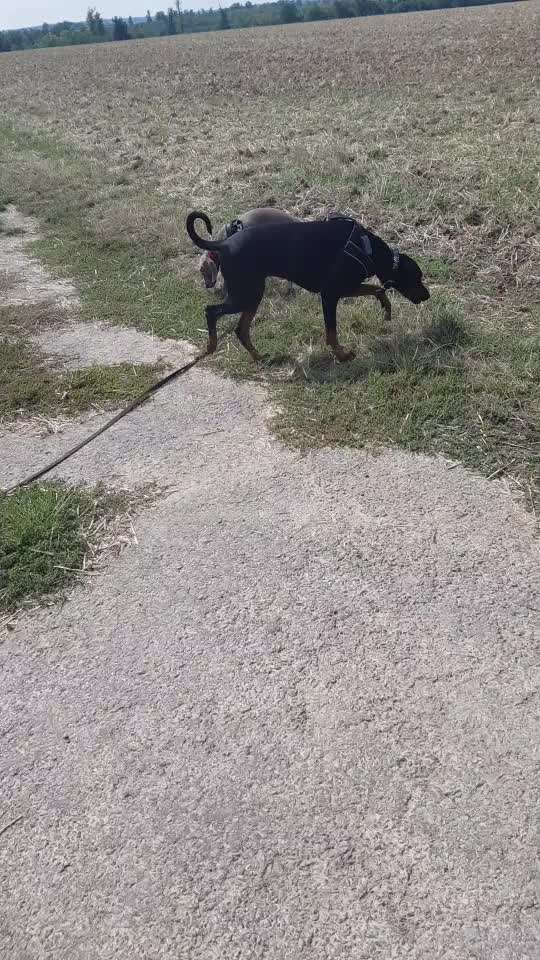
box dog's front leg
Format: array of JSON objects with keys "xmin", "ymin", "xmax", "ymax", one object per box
[
  {"xmin": 353, "ymin": 284, "xmax": 392, "ymax": 324},
  {"xmin": 322, "ymin": 293, "xmax": 355, "ymax": 363},
  {"xmin": 375, "ymin": 288, "xmax": 392, "ymax": 324}
]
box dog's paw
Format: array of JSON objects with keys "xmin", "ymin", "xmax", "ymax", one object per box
[
  {"xmin": 334, "ymin": 348, "xmax": 356, "ymax": 363},
  {"xmin": 260, "ymin": 352, "xmax": 291, "ymax": 367}
]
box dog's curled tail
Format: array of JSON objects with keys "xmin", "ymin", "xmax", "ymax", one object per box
[{"xmin": 186, "ymin": 210, "xmax": 221, "ymax": 251}]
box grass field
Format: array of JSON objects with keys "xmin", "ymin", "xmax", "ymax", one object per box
[
  {"xmin": 0, "ymin": 3, "xmax": 539, "ymax": 514},
  {"xmin": 0, "ymin": 481, "xmax": 159, "ymax": 612}
]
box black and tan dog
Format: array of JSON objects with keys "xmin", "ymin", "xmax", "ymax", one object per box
[{"xmin": 187, "ymin": 210, "xmax": 429, "ymax": 362}]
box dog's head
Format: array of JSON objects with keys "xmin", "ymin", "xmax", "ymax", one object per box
[
  {"xmin": 199, "ymin": 251, "xmax": 220, "ymax": 289},
  {"xmin": 388, "ymin": 250, "xmax": 430, "ymax": 304}
]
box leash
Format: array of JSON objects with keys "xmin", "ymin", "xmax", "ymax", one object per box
[{"xmin": 1, "ymin": 320, "xmax": 238, "ymax": 497}]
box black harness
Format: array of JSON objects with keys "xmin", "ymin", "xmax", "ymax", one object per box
[
  {"xmin": 331, "ymin": 216, "xmax": 400, "ymax": 289},
  {"xmin": 340, "ymin": 219, "xmax": 376, "ymax": 281}
]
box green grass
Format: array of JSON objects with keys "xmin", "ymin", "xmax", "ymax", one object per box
[
  {"xmin": 0, "ymin": 122, "xmax": 207, "ymax": 340},
  {"xmin": 0, "ymin": 485, "xmax": 110, "ymax": 610},
  {"xmin": 215, "ymin": 292, "xmax": 539, "ymax": 505},
  {"xmin": 0, "ymin": 119, "xmax": 538, "ymax": 509},
  {"xmin": 30, "ymin": 234, "xmax": 207, "ymax": 340},
  {"xmin": 273, "ymin": 364, "xmax": 536, "ymax": 478},
  {"xmin": 421, "ymin": 257, "xmax": 459, "ymax": 282},
  {"xmin": 0, "ymin": 338, "xmax": 165, "ymax": 419}
]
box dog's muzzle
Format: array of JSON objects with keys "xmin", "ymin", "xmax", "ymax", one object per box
[
  {"xmin": 410, "ymin": 285, "xmax": 430, "ymax": 304},
  {"xmin": 384, "ymin": 282, "xmax": 430, "ymax": 304}
]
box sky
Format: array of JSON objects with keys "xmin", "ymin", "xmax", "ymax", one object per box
[{"xmin": 1, "ymin": 1, "xmax": 217, "ymax": 31}]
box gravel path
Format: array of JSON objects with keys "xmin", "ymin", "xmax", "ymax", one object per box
[{"xmin": 1, "ymin": 215, "xmax": 538, "ymax": 960}]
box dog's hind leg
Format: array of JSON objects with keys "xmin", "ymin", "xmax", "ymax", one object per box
[
  {"xmin": 235, "ymin": 310, "xmax": 263, "ymax": 362},
  {"xmin": 228, "ymin": 279, "xmax": 265, "ymax": 362},
  {"xmin": 205, "ymin": 279, "xmax": 264, "ymax": 357},
  {"xmin": 205, "ymin": 301, "xmax": 240, "ymax": 354},
  {"xmin": 321, "ymin": 292, "xmax": 355, "ymax": 363},
  {"xmin": 215, "ymin": 274, "xmax": 227, "ymax": 298}
]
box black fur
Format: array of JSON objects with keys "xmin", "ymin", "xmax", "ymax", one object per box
[{"xmin": 186, "ymin": 210, "xmax": 430, "ymax": 361}]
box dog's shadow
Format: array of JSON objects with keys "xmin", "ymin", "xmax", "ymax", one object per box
[{"xmin": 267, "ymin": 315, "xmax": 468, "ymax": 384}]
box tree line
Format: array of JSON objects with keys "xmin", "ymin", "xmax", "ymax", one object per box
[{"xmin": 0, "ymin": 0, "xmax": 524, "ymax": 53}]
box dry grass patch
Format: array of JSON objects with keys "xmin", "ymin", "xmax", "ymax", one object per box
[
  {"xmin": 0, "ymin": 303, "xmax": 167, "ymax": 422},
  {"xmin": 0, "ymin": 270, "xmax": 20, "ymax": 296},
  {"xmin": 0, "ymin": 301, "xmax": 73, "ymax": 337},
  {"xmin": 0, "ymin": 336, "xmax": 166, "ymax": 421}
]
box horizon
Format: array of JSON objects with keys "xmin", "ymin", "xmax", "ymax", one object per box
[{"xmin": 1, "ymin": 0, "xmax": 234, "ymax": 31}]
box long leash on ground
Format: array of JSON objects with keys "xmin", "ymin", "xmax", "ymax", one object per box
[{"xmin": 2, "ymin": 321, "xmax": 238, "ymax": 497}]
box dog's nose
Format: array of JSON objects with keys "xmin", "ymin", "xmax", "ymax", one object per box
[{"xmin": 413, "ymin": 286, "xmax": 430, "ymax": 303}]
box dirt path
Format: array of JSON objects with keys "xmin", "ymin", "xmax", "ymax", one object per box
[{"xmin": 1, "ymin": 217, "xmax": 538, "ymax": 960}]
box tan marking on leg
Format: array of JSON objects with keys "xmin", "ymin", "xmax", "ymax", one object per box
[
  {"xmin": 326, "ymin": 329, "xmax": 355, "ymax": 363},
  {"xmin": 351, "ymin": 284, "xmax": 392, "ymax": 324},
  {"xmin": 236, "ymin": 311, "xmax": 262, "ymax": 363}
]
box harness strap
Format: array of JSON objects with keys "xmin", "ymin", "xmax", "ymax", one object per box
[
  {"xmin": 343, "ymin": 228, "xmax": 374, "ymax": 280},
  {"xmin": 331, "ymin": 218, "xmax": 375, "ymax": 282},
  {"xmin": 329, "ymin": 216, "xmax": 401, "ymax": 289}
]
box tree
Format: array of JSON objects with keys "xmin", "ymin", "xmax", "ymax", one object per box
[
  {"xmin": 167, "ymin": 7, "xmax": 177, "ymax": 32},
  {"xmin": 280, "ymin": 1, "xmax": 301, "ymax": 23},
  {"xmin": 86, "ymin": 8, "xmax": 105, "ymax": 35},
  {"xmin": 355, "ymin": 0, "xmax": 381, "ymax": 14},
  {"xmin": 175, "ymin": 0, "xmax": 184, "ymax": 32},
  {"xmin": 112, "ymin": 16, "xmax": 130, "ymax": 40},
  {"xmin": 219, "ymin": 6, "xmax": 230, "ymax": 28},
  {"xmin": 334, "ymin": 0, "xmax": 357, "ymax": 16},
  {"xmin": 304, "ymin": 3, "xmax": 330, "ymax": 18},
  {"xmin": 8, "ymin": 30, "xmax": 24, "ymax": 48},
  {"xmin": 146, "ymin": 9, "xmax": 153, "ymax": 22}
]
